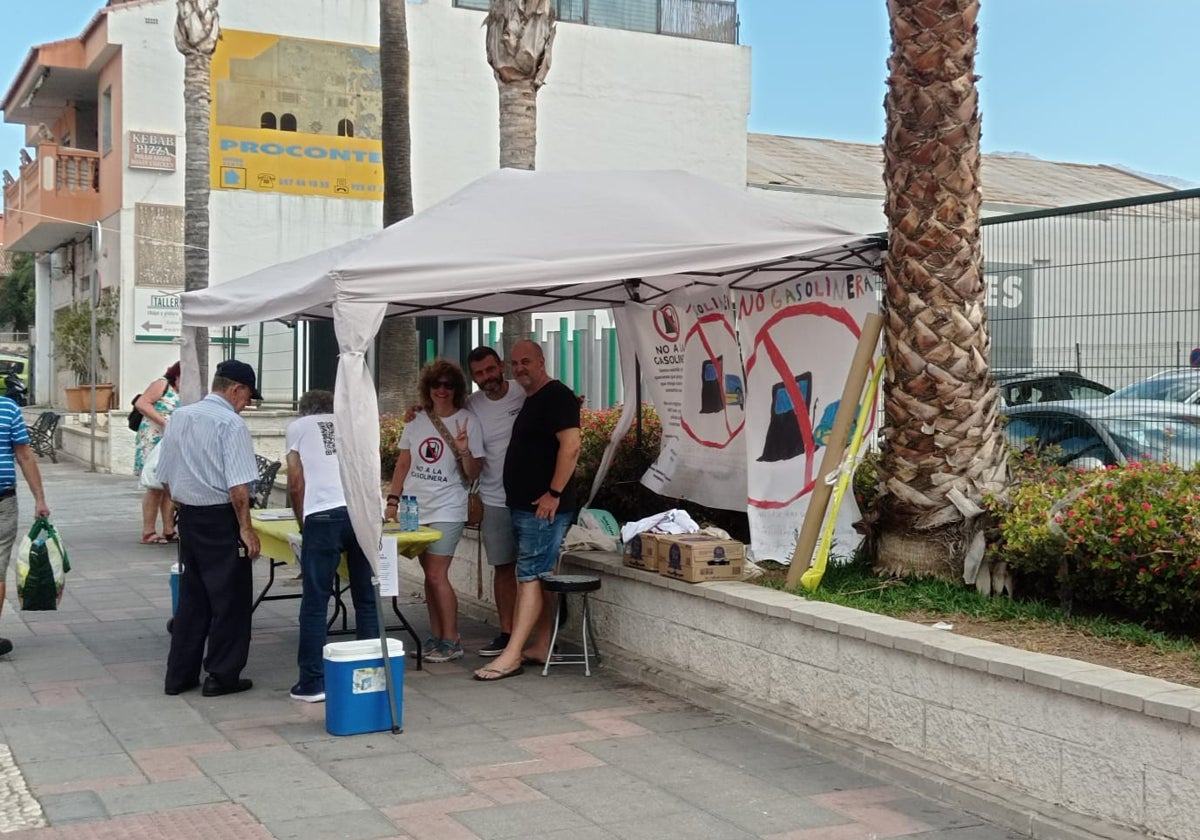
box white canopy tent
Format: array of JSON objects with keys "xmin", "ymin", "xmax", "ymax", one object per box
[{"xmin": 182, "ymin": 168, "xmax": 882, "ymax": 568}]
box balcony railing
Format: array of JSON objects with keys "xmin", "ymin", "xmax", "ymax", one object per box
[
  {"xmin": 452, "ymin": 0, "xmax": 738, "ymax": 45},
  {"xmin": 2, "ymin": 144, "xmax": 101, "ymax": 252}
]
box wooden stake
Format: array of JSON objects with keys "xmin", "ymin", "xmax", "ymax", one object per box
[{"xmin": 784, "ymin": 312, "xmax": 884, "ymax": 590}]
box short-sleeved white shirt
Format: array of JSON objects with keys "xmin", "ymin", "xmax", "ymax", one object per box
[
  {"xmin": 397, "ymin": 408, "xmax": 485, "ymax": 524},
  {"xmin": 466, "ymin": 382, "xmax": 526, "ymax": 507},
  {"xmin": 285, "ymin": 413, "xmax": 346, "ymax": 516}
]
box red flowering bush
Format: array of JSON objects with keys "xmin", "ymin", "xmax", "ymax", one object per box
[
  {"xmin": 576, "ymin": 404, "xmax": 749, "ymax": 540},
  {"xmin": 988, "ymin": 458, "xmax": 1200, "ymax": 631}
]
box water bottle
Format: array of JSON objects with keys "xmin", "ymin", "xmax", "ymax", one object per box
[
  {"xmin": 401, "ymin": 495, "xmax": 417, "ymax": 532},
  {"xmin": 408, "ymin": 495, "xmax": 421, "ymax": 532}
]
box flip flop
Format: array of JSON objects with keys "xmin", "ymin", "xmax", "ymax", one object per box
[
  {"xmin": 141, "ymin": 532, "xmax": 168, "ymax": 545},
  {"xmin": 162, "ymin": 532, "xmax": 180, "ymax": 543},
  {"xmin": 472, "ymin": 664, "xmax": 525, "ymax": 682}
]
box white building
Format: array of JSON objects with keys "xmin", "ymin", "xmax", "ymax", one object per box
[{"xmin": 2, "ymin": 0, "xmax": 748, "ymax": 471}]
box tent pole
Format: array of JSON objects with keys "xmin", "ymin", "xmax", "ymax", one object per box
[
  {"xmin": 373, "ymin": 580, "xmax": 401, "ymax": 734},
  {"xmin": 634, "ymin": 357, "xmax": 643, "ymax": 448}
]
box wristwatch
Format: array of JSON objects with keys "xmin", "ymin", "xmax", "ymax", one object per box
[{"xmin": 547, "ymin": 488, "xmax": 562, "ymax": 499}]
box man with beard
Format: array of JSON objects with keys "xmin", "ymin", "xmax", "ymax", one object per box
[
  {"xmin": 464, "ymin": 346, "xmax": 525, "ymax": 656},
  {"xmin": 474, "ymin": 340, "xmax": 580, "ymax": 682}
]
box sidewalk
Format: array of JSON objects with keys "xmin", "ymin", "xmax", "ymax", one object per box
[{"xmin": 0, "ymin": 460, "xmax": 1024, "ymax": 839}]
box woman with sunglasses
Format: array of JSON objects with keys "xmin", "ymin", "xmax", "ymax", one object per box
[{"xmin": 386, "ymin": 359, "xmax": 484, "ymax": 662}]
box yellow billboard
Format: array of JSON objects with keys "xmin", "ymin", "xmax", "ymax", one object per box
[{"xmin": 210, "ymin": 30, "xmax": 383, "ymax": 200}]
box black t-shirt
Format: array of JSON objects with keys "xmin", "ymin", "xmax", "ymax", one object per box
[{"xmin": 503, "ymin": 379, "xmax": 580, "ymax": 513}]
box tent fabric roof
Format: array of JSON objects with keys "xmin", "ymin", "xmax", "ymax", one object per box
[{"xmin": 181, "ymin": 169, "xmax": 882, "ymax": 327}]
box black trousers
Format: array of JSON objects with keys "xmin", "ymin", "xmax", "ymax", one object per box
[{"xmin": 165, "ymin": 503, "xmax": 252, "ymax": 691}]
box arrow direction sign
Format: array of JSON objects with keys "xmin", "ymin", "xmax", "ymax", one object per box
[{"xmin": 134, "ymin": 289, "xmax": 183, "ymax": 342}]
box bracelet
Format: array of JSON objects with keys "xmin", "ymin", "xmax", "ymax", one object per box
[
  {"xmin": 385, "ymin": 500, "xmax": 399, "ymax": 507},
  {"xmin": 386, "ymin": 494, "xmax": 400, "ymax": 503}
]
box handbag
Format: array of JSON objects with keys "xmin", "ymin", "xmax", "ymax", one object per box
[
  {"xmin": 428, "ymin": 413, "xmax": 484, "ymax": 528},
  {"xmin": 128, "ymin": 394, "xmax": 144, "ymax": 432},
  {"xmin": 16, "ymin": 516, "xmax": 71, "ymax": 611},
  {"xmin": 140, "ymin": 441, "xmax": 164, "ymax": 490}
]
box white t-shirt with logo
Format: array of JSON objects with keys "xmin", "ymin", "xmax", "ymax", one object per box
[
  {"xmin": 285, "ymin": 413, "xmax": 347, "ymax": 516},
  {"xmin": 466, "ymin": 382, "xmax": 526, "ymax": 507},
  {"xmin": 397, "ymin": 408, "xmax": 485, "ymax": 524}
]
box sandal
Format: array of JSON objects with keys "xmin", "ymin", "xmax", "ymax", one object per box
[
  {"xmin": 162, "ymin": 532, "xmax": 179, "ymax": 543},
  {"xmin": 141, "ymin": 532, "xmax": 168, "ymax": 545}
]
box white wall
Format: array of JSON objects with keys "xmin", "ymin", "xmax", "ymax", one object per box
[{"xmin": 96, "ymin": 0, "xmax": 750, "ymax": 441}]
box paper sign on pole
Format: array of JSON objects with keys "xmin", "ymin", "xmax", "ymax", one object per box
[
  {"xmin": 377, "ymin": 537, "xmax": 398, "ymax": 597},
  {"xmin": 735, "ymin": 271, "xmax": 882, "ymax": 563}
]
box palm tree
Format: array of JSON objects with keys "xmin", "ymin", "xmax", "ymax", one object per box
[
  {"xmin": 375, "ymin": 0, "xmax": 420, "ymax": 413},
  {"xmin": 875, "ymin": 0, "xmax": 1008, "ymax": 587},
  {"xmin": 486, "ymin": 0, "xmax": 555, "ymax": 359},
  {"xmin": 175, "ymin": 0, "xmax": 219, "ymax": 402}
]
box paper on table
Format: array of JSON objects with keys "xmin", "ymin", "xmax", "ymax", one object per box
[
  {"xmin": 254, "ymin": 510, "xmax": 296, "ymax": 521},
  {"xmin": 377, "ymin": 536, "xmax": 399, "ymax": 598}
]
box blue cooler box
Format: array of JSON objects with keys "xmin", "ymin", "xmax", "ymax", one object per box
[{"xmin": 323, "ymin": 638, "xmax": 405, "ymax": 736}]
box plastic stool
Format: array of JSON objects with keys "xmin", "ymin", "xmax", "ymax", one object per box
[{"xmin": 540, "ymin": 574, "xmax": 601, "ymax": 677}]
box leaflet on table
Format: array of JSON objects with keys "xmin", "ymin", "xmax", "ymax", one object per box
[
  {"xmin": 253, "ymin": 510, "xmax": 296, "ymax": 521},
  {"xmin": 377, "ymin": 536, "xmax": 399, "ymax": 597}
]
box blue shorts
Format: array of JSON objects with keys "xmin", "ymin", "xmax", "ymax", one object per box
[
  {"xmin": 424, "ymin": 520, "xmax": 466, "ymax": 556},
  {"xmin": 512, "ymin": 509, "xmax": 572, "ymax": 583}
]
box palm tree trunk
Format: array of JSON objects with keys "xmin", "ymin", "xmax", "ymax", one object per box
[
  {"xmin": 875, "ymin": 0, "xmax": 1007, "ymax": 585},
  {"xmin": 175, "ymin": 0, "xmax": 219, "ymax": 404},
  {"xmin": 486, "ymin": 0, "xmax": 555, "ymax": 360},
  {"xmin": 376, "ymin": 0, "xmax": 420, "ymax": 413}
]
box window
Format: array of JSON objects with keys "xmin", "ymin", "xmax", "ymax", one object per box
[
  {"xmin": 337, "ymin": 118, "xmax": 354, "ymax": 137},
  {"xmin": 280, "ymin": 113, "xmax": 297, "ymax": 132},
  {"xmin": 101, "ymin": 86, "xmax": 112, "ymax": 154},
  {"xmin": 260, "ymin": 112, "xmax": 277, "ymax": 130}
]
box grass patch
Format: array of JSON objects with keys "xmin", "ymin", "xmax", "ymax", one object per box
[{"xmin": 754, "ymin": 557, "xmax": 1200, "ymax": 659}]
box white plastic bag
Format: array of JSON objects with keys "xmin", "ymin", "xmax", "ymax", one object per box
[{"xmin": 140, "ymin": 442, "xmax": 163, "ymax": 490}]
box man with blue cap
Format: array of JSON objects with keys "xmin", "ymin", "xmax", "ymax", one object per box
[{"xmin": 158, "ymin": 360, "xmax": 263, "ymax": 697}]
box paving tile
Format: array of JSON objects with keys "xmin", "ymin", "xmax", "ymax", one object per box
[
  {"xmin": 523, "ymin": 765, "xmax": 692, "ymax": 825},
  {"xmin": 756, "ymin": 761, "xmax": 882, "ymax": 797},
  {"xmin": 323, "ymin": 751, "xmax": 470, "ymax": 807},
  {"xmin": 625, "ymin": 709, "xmax": 732, "ymax": 733},
  {"xmin": 18, "ymin": 753, "xmax": 142, "ymax": 788},
  {"xmin": 665, "ymin": 722, "xmax": 827, "ymax": 773},
  {"xmin": 697, "ymin": 794, "xmax": 848, "ymax": 835},
  {"xmin": 265, "ymin": 808, "xmax": 404, "ymax": 840},
  {"xmin": 96, "ymin": 777, "xmax": 229, "ymax": 816},
  {"xmin": 455, "ymin": 799, "xmax": 593, "ymax": 839},
  {"xmin": 887, "ymin": 796, "xmax": 986, "ymax": 831},
  {"xmin": 35, "ymin": 790, "xmax": 108, "ymax": 824},
  {"xmin": 603, "ymin": 808, "xmax": 757, "ymax": 840},
  {"xmin": 237, "ymin": 785, "xmax": 376, "ymax": 823}
]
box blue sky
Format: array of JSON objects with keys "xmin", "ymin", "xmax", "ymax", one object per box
[{"xmin": 2, "ymin": 0, "xmax": 1199, "ymax": 186}]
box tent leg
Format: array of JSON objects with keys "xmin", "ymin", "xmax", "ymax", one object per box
[
  {"xmin": 635, "ymin": 357, "xmax": 643, "ymax": 448},
  {"xmin": 374, "ymin": 581, "xmax": 401, "ymax": 734}
]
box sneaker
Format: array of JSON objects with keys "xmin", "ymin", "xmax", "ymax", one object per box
[
  {"xmin": 478, "ymin": 633, "xmax": 510, "ymax": 657},
  {"xmin": 421, "ymin": 637, "xmax": 440, "ymax": 656},
  {"xmin": 425, "ymin": 639, "xmax": 464, "ymax": 663},
  {"xmin": 289, "ymin": 679, "xmax": 326, "ymax": 703},
  {"xmin": 0, "ymin": 638, "xmax": 11, "ymax": 658}
]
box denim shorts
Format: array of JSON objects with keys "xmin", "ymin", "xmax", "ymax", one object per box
[
  {"xmin": 424, "ymin": 520, "xmax": 466, "ymax": 556},
  {"xmin": 512, "ymin": 509, "xmax": 572, "ymax": 583},
  {"xmin": 480, "ymin": 504, "xmax": 517, "ymax": 567}
]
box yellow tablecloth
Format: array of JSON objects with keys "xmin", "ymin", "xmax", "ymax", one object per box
[{"xmin": 250, "ymin": 509, "xmax": 443, "ymax": 564}]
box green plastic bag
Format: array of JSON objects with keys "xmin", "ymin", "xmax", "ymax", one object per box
[{"xmin": 16, "ymin": 516, "xmax": 71, "ymax": 611}]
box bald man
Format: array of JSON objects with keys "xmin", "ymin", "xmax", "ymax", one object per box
[{"xmin": 473, "ymin": 340, "xmax": 581, "ymax": 681}]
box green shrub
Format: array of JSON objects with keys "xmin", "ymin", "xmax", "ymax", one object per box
[{"xmin": 380, "ymin": 414, "xmax": 406, "ymax": 479}]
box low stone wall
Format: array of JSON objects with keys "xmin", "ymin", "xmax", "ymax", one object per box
[{"xmin": 524, "ymin": 551, "xmax": 1196, "ymax": 840}]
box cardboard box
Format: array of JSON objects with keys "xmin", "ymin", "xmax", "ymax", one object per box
[
  {"xmin": 623, "ymin": 532, "xmax": 664, "ymax": 572},
  {"xmin": 657, "ymin": 534, "xmax": 745, "ymax": 583}
]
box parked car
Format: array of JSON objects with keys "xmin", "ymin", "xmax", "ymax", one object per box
[
  {"xmin": 1002, "ymin": 399, "xmax": 1200, "ymax": 469},
  {"xmin": 992, "ymin": 369, "xmax": 1113, "ymax": 406},
  {"xmin": 0, "ymin": 354, "xmax": 28, "ymax": 387},
  {"xmin": 1108, "ymin": 368, "xmax": 1200, "ymax": 405}
]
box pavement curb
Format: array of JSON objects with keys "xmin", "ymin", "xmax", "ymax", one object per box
[
  {"xmin": 595, "ymin": 641, "xmax": 1149, "ymax": 840},
  {"xmin": 0, "ymin": 742, "xmax": 46, "ymax": 833}
]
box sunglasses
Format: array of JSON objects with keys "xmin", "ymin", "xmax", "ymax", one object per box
[{"xmin": 430, "ymin": 379, "xmax": 455, "ymax": 390}]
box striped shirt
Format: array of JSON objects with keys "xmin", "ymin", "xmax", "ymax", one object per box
[
  {"xmin": 156, "ymin": 393, "xmax": 258, "ymax": 506},
  {"xmin": 0, "ymin": 398, "xmax": 30, "ymax": 491}
]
